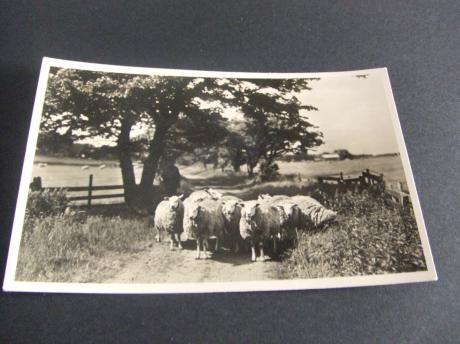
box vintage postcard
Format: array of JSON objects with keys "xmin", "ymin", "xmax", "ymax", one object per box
[{"xmin": 3, "ymin": 58, "xmax": 436, "ymax": 293}]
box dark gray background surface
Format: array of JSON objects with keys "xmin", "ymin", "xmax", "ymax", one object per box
[{"xmin": 1, "ymin": 1, "xmax": 458, "ymax": 343}]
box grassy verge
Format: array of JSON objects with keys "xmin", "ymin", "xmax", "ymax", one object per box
[
  {"xmin": 15, "ymin": 209, "xmax": 153, "ymax": 282},
  {"xmin": 277, "ymin": 189, "xmax": 427, "ymax": 279}
]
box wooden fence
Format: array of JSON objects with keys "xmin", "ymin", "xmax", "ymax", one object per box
[
  {"xmin": 30, "ymin": 175, "xmax": 124, "ymax": 208},
  {"xmin": 30, "ymin": 169, "xmax": 411, "ymax": 208},
  {"xmin": 317, "ymin": 169, "xmax": 411, "ymax": 207}
]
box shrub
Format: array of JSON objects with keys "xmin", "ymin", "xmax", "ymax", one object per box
[
  {"xmin": 258, "ymin": 160, "xmax": 280, "ymax": 182},
  {"xmin": 26, "ymin": 189, "xmax": 68, "ymax": 218},
  {"xmin": 280, "ymin": 190, "xmax": 427, "ymax": 279}
]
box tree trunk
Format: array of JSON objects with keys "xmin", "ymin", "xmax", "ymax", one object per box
[
  {"xmin": 134, "ymin": 125, "xmax": 169, "ymax": 208},
  {"xmin": 232, "ymin": 149, "xmax": 243, "ymax": 172},
  {"xmin": 140, "ymin": 126, "xmax": 168, "ymax": 187},
  {"xmin": 232, "ymin": 164, "xmax": 240, "ymax": 172},
  {"xmin": 117, "ymin": 123, "xmax": 137, "ymax": 205},
  {"xmin": 247, "ymin": 162, "xmax": 255, "ymax": 177}
]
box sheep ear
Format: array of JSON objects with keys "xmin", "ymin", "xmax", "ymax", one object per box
[
  {"xmin": 163, "ymin": 196, "xmax": 169, "ymax": 200},
  {"xmin": 178, "ymin": 194, "xmax": 184, "ymax": 200},
  {"xmin": 239, "ymin": 202, "xmax": 245, "ymax": 207}
]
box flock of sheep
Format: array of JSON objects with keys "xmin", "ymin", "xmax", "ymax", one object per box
[{"xmin": 154, "ymin": 189, "xmax": 337, "ymax": 262}]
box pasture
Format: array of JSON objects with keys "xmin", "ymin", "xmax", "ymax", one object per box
[
  {"xmin": 31, "ymin": 155, "xmax": 408, "ymax": 204},
  {"xmin": 15, "ymin": 153, "xmax": 427, "ymax": 283}
]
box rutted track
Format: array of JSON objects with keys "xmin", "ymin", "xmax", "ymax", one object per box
[{"xmin": 102, "ymin": 240, "xmax": 281, "ymax": 284}]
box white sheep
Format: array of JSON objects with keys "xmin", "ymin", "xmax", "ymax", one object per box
[
  {"xmin": 290, "ymin": 195, "xmax": 337, "ymax": 229},
  {"xmin": 239, "ymin": 201, "xmax": 285, "ymax": 262},
  {"xmin": 185, "ymin": 198, "xmax": 225, "ymax": 259},
  {"xmin": 183, "ymin": 189, "xmax": 223, "ymax": 240},
  {"xmin": 258, "ymin": 194, "xmax": 300, "ymax": 231},
  {"xmin": 186, "ymin": 188, "xmax": 223, "ymax": 202},
  {"xmin": 220, "ymin": 195, "xmax": 244, "ymax": 253},
  {"xmin": 259, "ymin": 194, "xmax": 336, "ymax": 228},
  {"xmin": 258, "ymin": 194, "xmax": 290, "ymax": 203},
  {"xmin": 154, "ymin": 195, "xmax": 185, "ymax": 250},
  {"xmin": 258, "ymin": 194, "xmax": 301, "ymax": 245}
]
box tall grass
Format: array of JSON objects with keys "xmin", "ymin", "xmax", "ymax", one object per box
[
  {"xmin": 279, "ymin": 189, "xmax": 427, "ymax": 279},
  {"xmin": 16, "ymin": 211, "xmax": 153, "ymax": 282}
]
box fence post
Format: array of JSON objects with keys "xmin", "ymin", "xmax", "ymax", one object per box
[
  {"xmin": 362, "ymin": 170, "xmax": 368, "ymax": 186},
  {"xmin": 338, "ymin": 172, "xmax": 345, "ymax": 193},
  {"xmin": 397, "ymin": 181, "xmax": 404, "ymax": 205},
  {"xmin": 88, "ymin": 174, "xmax": 93, "ymax": 209}
]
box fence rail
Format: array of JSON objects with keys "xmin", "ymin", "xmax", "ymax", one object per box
[
  {"xmin": 317, "ymin": 169, "xmax": 411, "ymax": 207},
  {"xmin": 30, "ymin": 174, "xmax": 124, "ymax": 208},
  {"xmin": 31, "ymin": 168, "xmax": 411, "ymax": 209}
]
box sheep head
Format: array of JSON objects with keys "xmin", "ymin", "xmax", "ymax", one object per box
[
  {"xmin": 222, "ymin": 200, "xmax": 241, "ymax": 221},
  {"xmin": 165, "ymin": 195, "xmax": 183, "ymax": 211}
]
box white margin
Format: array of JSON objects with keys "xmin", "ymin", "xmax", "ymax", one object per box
[{"xmin": 2, "ymin": 57, "xmax": 437, "ymax": 294}]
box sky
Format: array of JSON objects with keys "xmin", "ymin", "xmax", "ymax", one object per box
[{"xmin": 295, "ymin": 72, "xmax": 399, "ymax": 155}]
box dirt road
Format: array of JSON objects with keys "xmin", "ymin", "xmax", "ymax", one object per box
[{"xmin": 102, "ymin": 240, "xmax": 282, "ymax": 284}]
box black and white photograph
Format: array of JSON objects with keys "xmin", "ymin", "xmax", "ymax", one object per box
[{"xmin": 3, "ymin": 58, "xmax": 436, "ymax": 293}]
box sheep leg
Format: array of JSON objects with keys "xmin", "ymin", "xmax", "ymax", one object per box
[
  {"xmin": 259, "ymin": 242, "xmax": 266, "ymax": 262},
  {"xmin": 250, "ymin": 240, "xmax": 256, "ymax": 262},
  {"xmin": 234, "ymin": 239, "xmax": 239, "ymax": 254},
  {"xmin": 156, "ymin": 228, "xmax": 161, "ymax": 242},
  {"xmin": 214, "ymin": 236, "xmax": 219, "ymax": 252},
  {"xmin": 195, "ymin": 239, "xmax": 201, "ymax": 259},
  {"xmin": 169, "ymin": 233, "xmax": 175, "ymax": 250},
  {"xmin": 175, "ymin": 233, "xmax": 183, "ymax": 250},
  {"xmin": 203, "ymin": 238, "xmax": 211, "ymax": 259}
]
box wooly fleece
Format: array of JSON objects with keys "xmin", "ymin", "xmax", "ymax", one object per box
[
  {"xmin": 220, "ymin": 196, "xmax": 243, "ymax": 237},
  {"xmin": 239, "ymin": 201, "xmax": 281, "ymax": 241},
  {"xmin": 183, "ymin": 190, "xmax": 223, "ymax": 239},
  {"xmin": 290, "ymin": 195, "xmax": 337, "ymax": 227},
  {"xmin": 154, "ymin": 196, "xmax": 184, "ymax": 235},
  {"xmin": 258, "ymin": 194, "xmax": 300, "ymax": 230},
  {"xmin": 184, "ymin": 198, "xmax": 225, "ymax": 240}
]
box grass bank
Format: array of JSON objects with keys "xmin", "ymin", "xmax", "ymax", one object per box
[
  {"xmin": 15, "ymin": 208, "xmax": 153, "ymax": 282},
  {"xmin": 277, "ymin": 189, "xmax": 427, "ymax": 279}
]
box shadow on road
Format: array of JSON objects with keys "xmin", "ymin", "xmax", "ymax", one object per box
[{"xmin": 178, "ymin": 238, "xmax": 286, "ymax": 266}]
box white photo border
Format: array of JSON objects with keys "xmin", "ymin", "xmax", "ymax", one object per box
[{"xmin": 3, "ymin": 57, "xmax": 437, "ymax": 293}]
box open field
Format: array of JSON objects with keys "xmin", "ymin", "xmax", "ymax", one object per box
[
  {"xmin": 30, "ymin": 155, "xmax": 409, "ymax": 206},
  {"xmin": 34, "ymin": 154, "xmax": 118, "ymax": 167},
  {"xmin": 278, "ymin": 155, "xmax": 406, "ymax": 182},
  {"xmin": 30, "ymin": 155, "xmax": 408, "ymax": 204}
]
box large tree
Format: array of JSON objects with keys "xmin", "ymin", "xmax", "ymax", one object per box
[
  {"xmin": 42, "ymin": 69, "xmax": 322, "ymax": 208},
  {"xmin": 219, "ymin": 78, "xmax": 323, "ymax": 176},
  {"xmin": 43, "ymin": 68, "xmax": 228, "ymax": 207}
]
